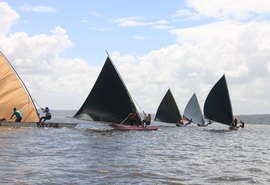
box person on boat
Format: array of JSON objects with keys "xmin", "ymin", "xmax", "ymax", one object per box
[
  {"xmin": 231, "ymin": 118, "xmax": 238, "ymax": 128},
  {"xmin": 38, "ymin": 107, "xmax": 52, "ymax": 127},
  {"xmin": 176, "ymin": 118, "xmax": 184, "ymax": 126},
  {"xmin": 238, "ymin": 120, "xmax": 245, "ymax": 128},
  {"xmin": 10, "ymin": 108, "xmax": 22, "ymax": 122},
  {"xmin": 127, "ymin": 112, "xmax": 138, "ymax": 126},
  {"xmin": 143, "ymin": 113, "xmax": 151, "ymax": 127}
]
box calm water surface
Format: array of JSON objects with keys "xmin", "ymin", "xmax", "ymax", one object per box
[{"xmin": 0, "ymin": 116, "xmax": 270, "ymax": 185}]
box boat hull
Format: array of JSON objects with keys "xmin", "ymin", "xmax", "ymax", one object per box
[
  {"xmin": 229, "ymin": 126, "xmax": 238, "ymax": 130},
  {"xmin": 0, "ymin": 122, "xmax": 78, "ymax": 128},
  {"xmin": 109, "ymin": 123, "xmax": 159, "ymax": 131}
]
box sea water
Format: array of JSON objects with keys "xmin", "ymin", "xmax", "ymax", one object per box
[{"xmin": 0, "ymin": 113, "xmax": 269, "ymax": 185}]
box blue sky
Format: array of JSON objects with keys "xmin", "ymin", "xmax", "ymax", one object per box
[
  {"xmin": 9, "ymin": 0, "xmax": 186, "ymax": 63},
  {"xmin": 1, "ymin": 0, "xmax": 270, "ymax": 115}
]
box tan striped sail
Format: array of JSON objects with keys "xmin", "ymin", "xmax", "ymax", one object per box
[{"xmin": 0, "ymin": 51, "xmax": 39, "ymax": 122}]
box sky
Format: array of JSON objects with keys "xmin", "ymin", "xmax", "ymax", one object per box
[{"xmin": 1, "ymin": 0, "xmax": 270, "ymax": 115}]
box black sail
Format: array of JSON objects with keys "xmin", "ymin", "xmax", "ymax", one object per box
[
  {"xmin": 203, "ymin": 75, "xmax": 233, "ymax": 125},
  {"xmin": 154, "ymin": 89, "xmax": 181, "ymax": 123},
  {"xmin": 74, "ymin": 57, "xmax": 141, "ymax": 124}
]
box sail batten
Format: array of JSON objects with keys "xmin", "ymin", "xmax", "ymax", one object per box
[
  {"xmin": 203, "ymin": 75, "xmax": 233, "ymax": 125},
  {"xmin": 154, "ymin": 89, "xmax": 181, "ymax": 123},
  {"xmin": 74, "ymin": 56, "xmax": 141, "ymax": 124},
  {"xmin": 0, "ymin": 51, "xmax": 39, "ymax": 122}
]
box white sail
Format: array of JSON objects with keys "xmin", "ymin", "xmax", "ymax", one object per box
[{"xmin": 183, "ymin": 93, "xmax": 205, "ymax": 126}]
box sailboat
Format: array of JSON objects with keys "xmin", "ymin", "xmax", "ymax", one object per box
[
  {"xmin": 154, "ymin": 89, "xmax": 182, "ymax": 125},
  {"xmin": 74, "ymin": 55, "xmax": 159, "ymax": 131},
  {"xmin": 183, "ymin": 93, "xmax": 211, "ymax": 127},
  {"xmin": 0, "ymin": 51, "xmax": 39, "ymax": 124},
  {"xmin": 0, "ymin": 51, "xmax": 77, "ymax": 128},
  {"xmin": 203, "ymin": 74, "xmax": 237, "ymax": 130}
]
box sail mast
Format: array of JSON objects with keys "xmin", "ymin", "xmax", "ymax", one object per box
[{"xmin": 224, "ymin": 75, "xmax": 234, "ymax": 122}]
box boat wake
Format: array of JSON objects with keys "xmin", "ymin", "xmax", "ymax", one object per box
[{"xmin": 82, "ymin": 128, "xmax": 114, "ymax": 133}]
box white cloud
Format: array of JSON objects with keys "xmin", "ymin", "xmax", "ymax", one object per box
[
  {"xmin": 186, "ymin": 0, "xmax": 270, "ymax": 20},
  {"xmin": 20, "ymin": 4, "xmax": 57, "ymax": 13},
  {"xmin": 106, "ymin": 20, "xmax": 270, "ymax": 115},
  {"xmin": 0, "ymin": 5, "xmax": 98, "ymax": 110},
  {"xmin": 110, "ymin": 51, "xmax": 136, "ymax": 64},
  {"xmin": 131, "ymin": 21, "xmax": 270, "ymax": 114},
  {"xmin": 114, "ymin": 16, "xmax": 172, "ymax": 30},
  {"xmin": 170, "ymin": 20, "xmax": 270, "ymax": 79},
  {"xmin": 113, "ymin": 16, "xmax": 145, "ymax": 26},
  {"xmin": 1, "ymin": 1, "xmax": 270, "ymax": 115},
  {"xmin": 152, "ymin": 25, "xmax": 174, "ymax": 30},
  {"xmin": 171, "ymin": 9, "xmax": 200, "ymax": 19},
  {"xmin": 0, "ymin": 2, "xmax": 19, "ymax": 34}
]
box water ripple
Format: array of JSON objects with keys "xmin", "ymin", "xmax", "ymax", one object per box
[{"xmin": 0, "ymin": 120, "xmax": 269, "ymax": 184}]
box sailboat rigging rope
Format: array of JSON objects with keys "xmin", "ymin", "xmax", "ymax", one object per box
[{"xmin": 33, "ymin": 98, "xmax": 42, "ymax": 109}]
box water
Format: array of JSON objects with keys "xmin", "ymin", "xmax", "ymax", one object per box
[{"xmin": 0, "ymin": 115, "xmax": 270, "ymax": 184}]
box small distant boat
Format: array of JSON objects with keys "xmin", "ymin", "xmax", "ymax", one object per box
[
  {"xmin": 154, "ymin": 89, "xmax": 182, "ymax": 124},
  {"xmin": 74, "ymin": 54, "xmax": 159, "ymax": 131},
  {"xmin": 183, "ymin": 93, "xmax": 211, "ymax": 127},
  {"xmin": 203, "ymin": 74, "xmax": 237, "ymax": 130},
  {"xmin": 0, "ymin": 51, "xmax": 78, "ymax": 128}
]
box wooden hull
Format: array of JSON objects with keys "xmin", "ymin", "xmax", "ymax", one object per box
[
  {"xmin": 109, "ymin": 123, "xmax": 159, "ymax": 131},
  {"xmin": 0, "ymin": 122, "xmax": 78, "ymax": 128}
]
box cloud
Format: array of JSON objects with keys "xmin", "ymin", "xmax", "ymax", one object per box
[
  {"xmin": 20, "ymin": 4, "xmax": 57, "ymax": 13},
  {"xmin": 114, "ymin": 16, "xmax": 172, "ymax": 30},
  {"xmin": 171, "ymin": 9, "xmax": 201, "ymax": 19},
  {"xmin": 110, "ymin": 51, "xmax": 136, "ymax": 64},
  {"xmin": 152, "ymin": 25, "xmax": 174, "ymax": 30},
  {"xmin": 170, "ymin": 20, "xmax": 270, "ymax": 79},
  {"xmin": 0, "ymin": 4, "xmax": 98, "ymax": 110},
  {"xmin": 106, "ymin": 20, "xmax": 270, "ymax": 115},
  {"xmin": 131, "ymin": 21, "xmax": 270, "ymax": 114},
  {"xmin": 1, "ymin": 1, "xmax": 269, "ymax": 115},
  {"xmin": 0, "ymin": 2, "xmax": 19, "ymax": 34},
  {"xmin": 186, "ymin": 0, "xmax": 270, "ymax": 20},
  {"xmin": 1, "ymin": 26, "xmax": 98, "ymax": 108},
  {"xmin": 114, "ymin": 16, "xmax": 146, "ymax": 27}
]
